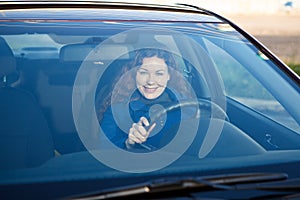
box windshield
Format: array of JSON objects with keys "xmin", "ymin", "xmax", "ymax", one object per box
[{"xmin": 1, "ymin": 18, "xmax": 300, "ymax": 196}]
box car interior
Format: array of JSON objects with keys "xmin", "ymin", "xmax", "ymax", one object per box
[
  {"xmin": 1, "ymin": 26, "xmax": 299, "ymax": 171},
  {"xmin": 0, "ymin": 36, "xmax": 55, "ymax": 170}
]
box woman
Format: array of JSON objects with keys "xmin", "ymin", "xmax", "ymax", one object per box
[{"xmin": 99, "ymin": 48, "xmax": 192, "ymax": 151}]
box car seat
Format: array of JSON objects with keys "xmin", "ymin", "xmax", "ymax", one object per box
[{"xmin": 0, "ymin": 36, "xmax": 54, "ymax": 170}]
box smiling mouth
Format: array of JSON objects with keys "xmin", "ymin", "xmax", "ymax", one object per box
[{"xmin": 143, "ymin": 86, "xmax": 158, "ymax": 93}]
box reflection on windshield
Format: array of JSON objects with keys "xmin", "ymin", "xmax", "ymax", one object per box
[{"xmin": 0, "ymin": 20, "xmax": 299, "ymax": 184}]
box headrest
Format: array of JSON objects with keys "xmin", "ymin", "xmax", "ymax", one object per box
[
  {"xmin": 0, "ymin": 37, "xmax": 16, "ymax": 78},
  {"xmin": 59, "ymin": 43, "xmax": 133, "ymax": 62}
]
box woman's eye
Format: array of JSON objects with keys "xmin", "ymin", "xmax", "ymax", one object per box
[
  {"xmin": 156, "ymin": 72, "xmax": 165, "ymax": 76},
  {"xmin": 138, "ymin": 71, "xmax": 148, "ymax": 75}
]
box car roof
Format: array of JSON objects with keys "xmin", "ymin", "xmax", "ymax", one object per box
[{"xmin": 0, "ymin": 0, "xmax": 223, "ymax": 22}]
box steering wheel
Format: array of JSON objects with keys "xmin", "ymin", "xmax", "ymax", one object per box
[
  {"xmin": 137, "ymin": 99, "xmax": 229, "ymax": 151},
  {"xmin": 150, "ymin": 98, "xmax": 229, "ymax": 125}
]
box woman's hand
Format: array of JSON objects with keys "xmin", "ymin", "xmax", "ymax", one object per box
[{"xmin": 126, "ymin": 117, "xmax": 156, "ymax": 147}]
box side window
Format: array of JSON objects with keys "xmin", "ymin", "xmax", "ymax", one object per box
[{"xmin": 203, "ymin": 38, "xmax": 300, "ymax": 132}]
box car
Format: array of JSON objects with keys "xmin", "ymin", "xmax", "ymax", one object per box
[{"xmin": 0, "ymin": 1, "xmax": 300, "ymax": 199}]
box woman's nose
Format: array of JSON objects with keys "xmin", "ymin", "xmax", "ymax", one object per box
[{"xmin": 146, "ymin": 73, "xmax": 156, "ymax": 84}]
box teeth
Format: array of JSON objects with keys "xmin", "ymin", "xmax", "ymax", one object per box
[{"xmin": 144, "ymin": 87, "xmax": 157, "ymax": 93}]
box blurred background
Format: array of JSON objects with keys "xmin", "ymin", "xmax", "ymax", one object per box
[
  {"xmin": 205, "ymin": 0, "xmax": 300, "ymax": 75},
  {"xmin": 136, "ymin": 0, "xmax": 300, "ymax": 75}
]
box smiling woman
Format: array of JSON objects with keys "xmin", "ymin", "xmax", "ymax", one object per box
[{"xmin": 99, "ymin": 48, "xmax": 194, "ymax": 151}]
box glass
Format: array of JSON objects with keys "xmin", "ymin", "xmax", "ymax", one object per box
[{"xmin": 0, "ymin": 20, "xmax": 299, "ymax": 186}]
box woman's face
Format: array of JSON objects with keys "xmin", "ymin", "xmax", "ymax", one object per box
[{"xmin": 136, "ymin": 56, "xmax": 170, "ymax": 99}]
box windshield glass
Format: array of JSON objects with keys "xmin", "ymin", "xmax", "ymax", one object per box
[{"xmin": 1, "ymin": 19, "xmax": 300, "ymax": 187}]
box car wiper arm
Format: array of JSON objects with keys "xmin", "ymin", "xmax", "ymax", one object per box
[{"xmin": 71, "ymin": 172, "xmax": 288, "ymax": 200}]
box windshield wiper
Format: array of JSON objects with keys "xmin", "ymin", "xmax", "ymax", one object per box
[{"xmin": 70, "ymin": 172, "xmax": 294, "ymax": 200}]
